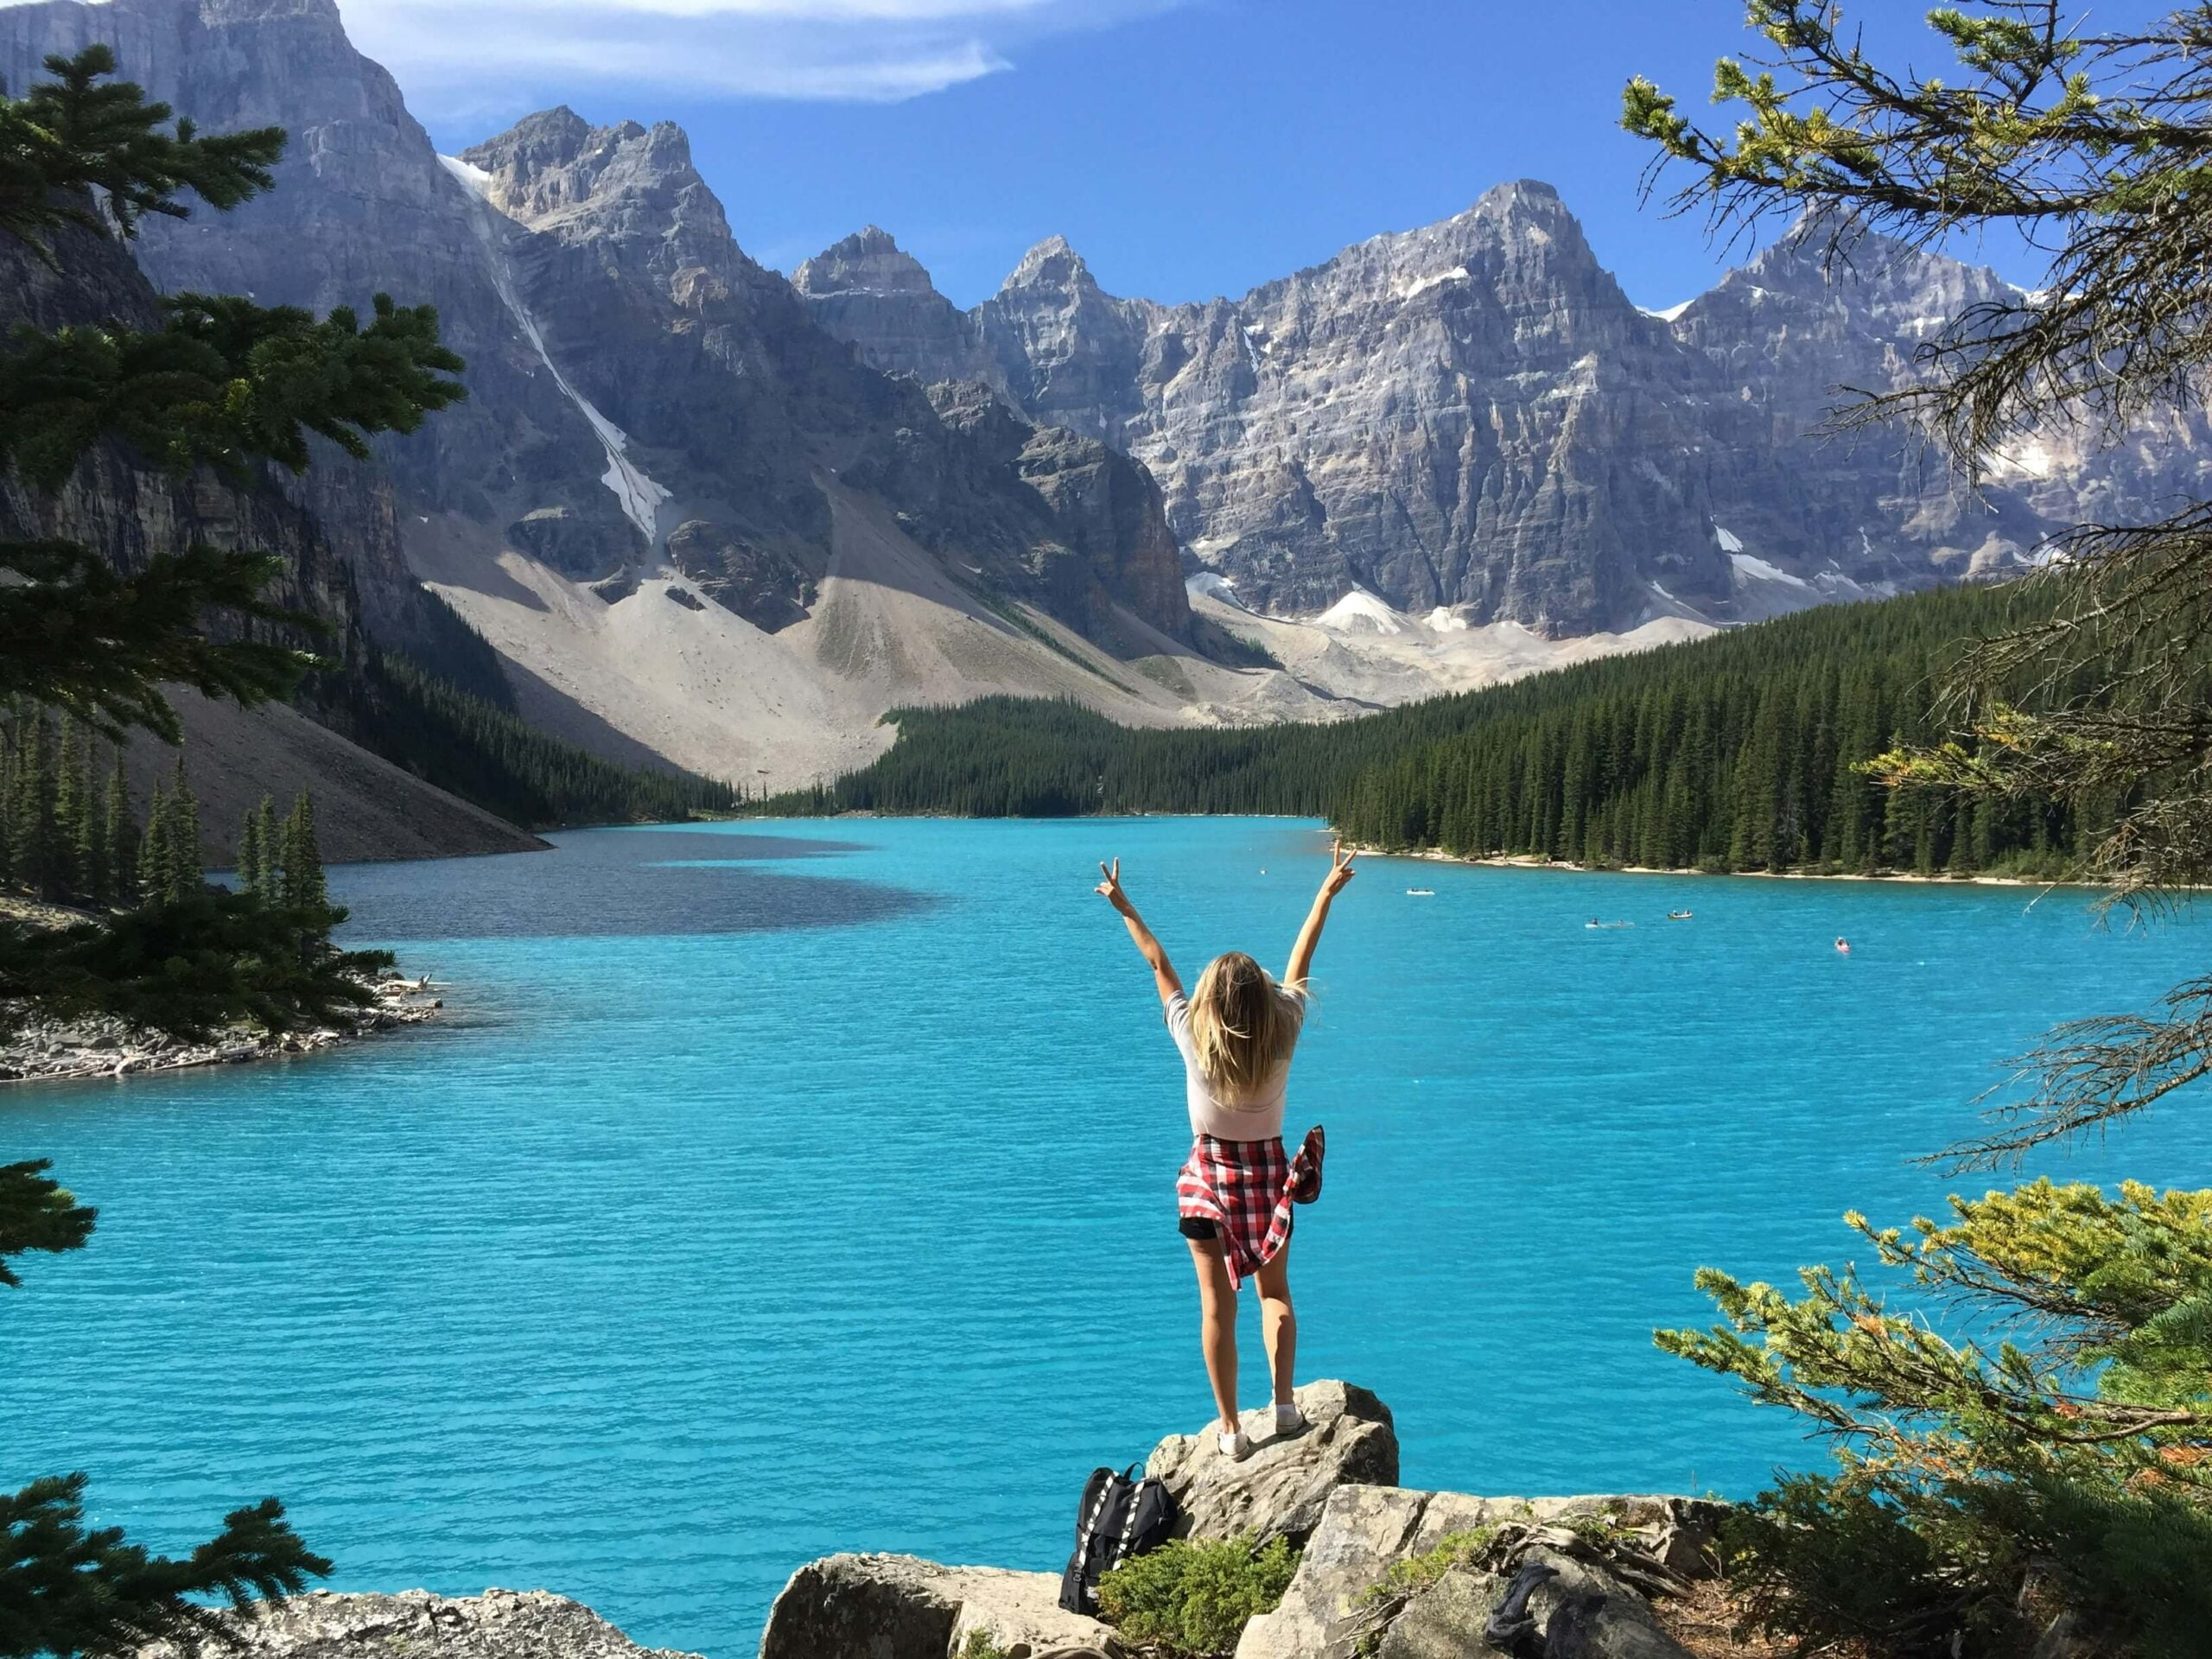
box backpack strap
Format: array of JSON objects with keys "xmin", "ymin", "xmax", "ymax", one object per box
[
  {"xmin": 1109, "ymin": 1475, "xmax": 1150, "ymax": 1571},
  {"xmin": 1072, "ymin": 1470, "xmax": 1118, "ymax": 1580}
]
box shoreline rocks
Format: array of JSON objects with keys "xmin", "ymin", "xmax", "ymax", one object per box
[
  {"xmin": 1239, "ymin": 1487, "xmax": 1723, "ymax": 1659},
  {"xmin": 0, "ymin": 972, "xmax": 445, "ymax": 1085},
  {"xmin": 758, "ymin": 1556, "xmax": 1119, "ymax": 1659},
  {"xmin": 139, "ymin": 1589, "xmax": 699, "ymax": 1659}
]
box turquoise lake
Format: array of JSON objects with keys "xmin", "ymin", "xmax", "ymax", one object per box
[{"xmin": 3, "ymin": 816, "xmax": 2204, "ymax": 1656}]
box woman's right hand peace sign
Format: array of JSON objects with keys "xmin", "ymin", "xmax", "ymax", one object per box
[{"xmin": 1320, "ymin": 840, "xmax": 1357, "ymax": 897}]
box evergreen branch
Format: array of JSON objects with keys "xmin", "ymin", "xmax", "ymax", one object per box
[
  {"xmin": 0, "ymin": 1159, "xmax": 94, "ymax": 1288},
  {"xmin": 0, "ymin": 540, "xmax": 321, "ymax": 745},
  {"xmin": 0, "ymin": 1473, "xmax": 328, "ymax": 1659},
  {"xmin": 1935, "ymin": 978, "xmax": 2212, "ymax": 1168},
  {"xmin": 0, "ymin": 293, "xmax": 467, "ymax": 487},
  {"xmin": 0, "ymin": 46, "xmax": 283, "ymax": 258}
]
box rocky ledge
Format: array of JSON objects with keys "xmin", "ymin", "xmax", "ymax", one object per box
[
  {"xmin": 0, "ymin": 972, "xmax": 444, "ymax": 1084},
  {"xmin": 758, "ymin": 1381, "xmax": 1725, "ymax": 1659},
  {"xmin": 140, "ymin": 1588, "xmax": 701, "ymax": 1659}
]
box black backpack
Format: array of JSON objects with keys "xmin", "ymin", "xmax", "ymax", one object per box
[{"xmin": 1057, "ymin": 1462, "xmax": 1179, "ymax": 1615}]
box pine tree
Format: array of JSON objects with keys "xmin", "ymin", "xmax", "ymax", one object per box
[
  {"xmin": 137, "ymin": 779, "xmax": 170, "ymax": 906},
  {"xmin": 236, "ymin": 799, "xmax": 263, "ymax": 895},
  {"xmin": 51, "ymin": 718, "xmax": 85, "ymax": 903},
  {"xmin": 252, "ymin": 795, "xmax": 279, "ymax": 899},
  {"xmin": 163, "ymin": 759, "xmax": 201, "ymax": 903},
  {"xmin": 9, "ymin": 713, "xmax": 54, "ymax": 900},
  {"xmin": 104, "ymin": 753, "xmax": 134, "ymax": 907},
  {"xmin": 279, "ymin": 791, "xmax": 326, "ymax": 913},
  {"xmin": 78, "ymin": 741, "xmax": 110, "ymax": 907}
]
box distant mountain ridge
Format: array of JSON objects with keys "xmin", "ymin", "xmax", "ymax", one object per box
[{"xmin": 794, "ymin": 195, "xmax": 2212, "ymax": 634}]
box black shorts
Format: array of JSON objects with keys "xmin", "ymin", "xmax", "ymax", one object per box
[{"xmin": 1178, "ymin": 1214, "xmax": 1290, "ymax": 1243}]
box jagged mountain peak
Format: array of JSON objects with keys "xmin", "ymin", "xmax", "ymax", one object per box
[
  {"xmin": 793, "ymin": 226, "xmax": 938, "ymax": 298},
  {"xmin": 1473, "ymin": 177, "xmax": 1564, "ymax": 210},
  {"xmin": 1000, "ymin": 234, "xmax": 1099, "ymax": 296},
  {"xmin": 462, "ymin": 109, "xmax": 703, "ymax": 226},
  {"xmin": 460, "ymin": 106, "xmax": 741, "ymax": 294}
]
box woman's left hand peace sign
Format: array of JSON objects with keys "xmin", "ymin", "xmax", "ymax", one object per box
[{"xmin": 1320, "ymin": 840, "xmax": 1357, "ymax": 897}]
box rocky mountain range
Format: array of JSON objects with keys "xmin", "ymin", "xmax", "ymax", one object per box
[
  {"xmin": 4, "ymin": 0, "xmax": 2207, "ymax": 798},
  {"xmin": 797, "ymin": 197, "xmax": 2212, "ymax": 634}
]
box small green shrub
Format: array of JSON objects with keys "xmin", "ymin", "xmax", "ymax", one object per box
[
  {"xmin": 957, "ymin": 1631, "xmax": 1009, "ymax": 1659},
  {"xmin": 1355, "ymin": 1527, "xmax": 1497, "ymax": 1611},
  {"xmin": 1096, "ymin": 1535, "xmax": 1300, "ymax": 1658},
  {"xmin": 1562, "ymin": 1509, "xmax": 1628, "ymax": 1546}
]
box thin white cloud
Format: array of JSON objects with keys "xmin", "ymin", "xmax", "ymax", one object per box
[{"xmin": 336, "ymin": 0, "xmax": 1173, "ymax": 105}]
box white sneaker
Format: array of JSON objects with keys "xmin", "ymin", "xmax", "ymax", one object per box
[
  {"xmin": 1274, "ymin": 1401, "xmax": 1307, "ymax": 1435},
  {"xmin": 1217, "ymin": 1428, "xmax": 1253, "ymax": 1461}
]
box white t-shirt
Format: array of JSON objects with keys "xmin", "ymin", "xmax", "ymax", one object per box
[{"xmin": 1166, "ymin": 988, "xmax": 1306, "ymax": 1141}]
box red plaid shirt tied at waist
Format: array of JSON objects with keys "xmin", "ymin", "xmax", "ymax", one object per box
[{"xmin": 1176, "ymin": 1125, "xmax": 1325, "ymax": 1288}]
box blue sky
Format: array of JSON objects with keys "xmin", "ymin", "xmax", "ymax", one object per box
[{"xmin": 358, "ymin": 1, "xmax": 2097, "ymax": 312}]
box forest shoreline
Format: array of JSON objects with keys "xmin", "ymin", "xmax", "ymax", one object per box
[
  {"xmin": 0, "ymin": 971, "xmax": 447, "ymax": 1086},
  {"xmin": 1351, "ymin": 844, "xmax": 2089, "ymax": 888}
]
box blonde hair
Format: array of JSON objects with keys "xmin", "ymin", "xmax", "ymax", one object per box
[{"xmin": 1188, "ymin": 951, "xmax": 1302, "ymax": 1096}]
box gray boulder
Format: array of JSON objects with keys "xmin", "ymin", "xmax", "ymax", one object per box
[
  {"xmin": 1236, "ymin": 1490, "xmax": 1709, "ymax": 1659},
  {"xmin": 1146, "ymin": 1380, "xmax": 1400, "ymax": 1548},
  {"xmin": 1510, "ymin": 1545, "xmax": 1694, "ymax": 1659},
  {"xmin": 137, "ymin": 1589, "xmax": 697, "ymax": 1659},
  {"xmin": 1372, "ymin": 1566, "xmax": 1505, "ymax": 1659},
  {"xmin": 756, "ymin": 1554, "xmax": 1119, "ymax": 1659},
  {"xmin": 506, "ymin": 505, "xmax": 641, "ymax": 582}
]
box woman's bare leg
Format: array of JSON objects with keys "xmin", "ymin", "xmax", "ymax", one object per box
[
  {"xmin": 1254, "ymin": 1244, "xmax": 1297, "ymax": 1408},
  {"xmin": 1187, "ymin": 1236, "xmax": 1241, "ymax": 1434}
]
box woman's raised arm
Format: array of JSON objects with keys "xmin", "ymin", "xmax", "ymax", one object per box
[
  {"xmin": 1096, "ymin": 858, "xmax": 1183, "ymax": 1007},
  {"xmin": 1285, "ymin": 841, "xmax": 1357, "ymax": 988}
]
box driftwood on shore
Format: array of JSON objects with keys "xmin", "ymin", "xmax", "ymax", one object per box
[{"xmin": 0, "ymin": 972, "xmax": 445, "ymax": 1084}]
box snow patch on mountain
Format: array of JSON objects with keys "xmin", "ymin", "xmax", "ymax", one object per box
[
  {"xmin": 1729, "ymin": 550, "xmax": 1810, "ymax": 589},
  {"xmin": 1314, "ymin": 588, "xmax": 1407, "ymax": 634},
  {"xmin": 1398, "ymin": 265, "xmax": 1470, "ymax": 302},
  {"xmin": 1186, "ymin": 572, "xmax": 1248, "ymax": 610},
  {"xmin": 436, "ymin": 153, "xmax": 493, "ymax": 197}
]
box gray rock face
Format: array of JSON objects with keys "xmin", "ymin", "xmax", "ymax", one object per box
[
  {"xmin": 508, "ymin": 506, "xmax": 641, "ymax": 582},
  {"xmin": 1236, "ymin": 1490, "xmax": 1707, "ymax": 1659},
  {"xmin": 756, "ymin": 1554, "xmax": 1119, "ymax": 1659},
  {"xmin": 1146, "ymin": 1380, "xmax": 1401, "ymax": 1548},
  {"xmin": 798, "ymin": 191, "xmax": 2210, "ymax": 635},
  {"xmin": 137, "ymin": 1589, "xmax": 699, "ymax": 1659},
  {"xmin": 664, "ymin": 518, "xmax": 817, "ymax": 632},
  {"xmin": 793, "ymin": 227, "xmax": 1005, "ymax": 393}
]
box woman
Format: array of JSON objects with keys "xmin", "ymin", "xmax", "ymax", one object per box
[{"xmin": 1095, "ymin": 842, "xmax": 1357, "ymax": 1460}]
